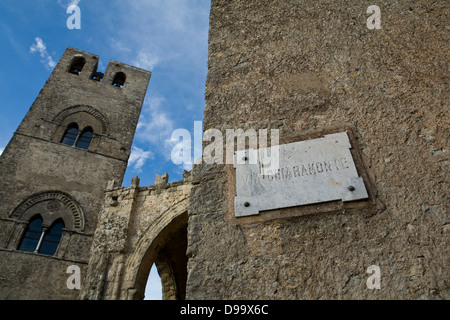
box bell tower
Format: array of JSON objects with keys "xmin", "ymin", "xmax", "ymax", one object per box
[{"xmin": 0, "ymin": 47, "xmax": 151, "ymax": 299}]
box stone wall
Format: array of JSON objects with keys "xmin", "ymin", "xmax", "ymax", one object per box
[
  {"xmin": 186, "ymin": 0, "xmax": 449, "ymax": 299},
  {"xmin": 81, "ymin": 173, "xmax": 192, "ymax": 300},
  {"xmin": 0, "ymin": 249, "xmax": 87, "ymax": 300}
]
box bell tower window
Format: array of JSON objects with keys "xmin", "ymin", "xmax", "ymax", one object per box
[
  {"xmin": 69, "ymin": 57, "xmax": 86, "ymax": 75},
  {"xmin": 91, "ymin": 71, "xmax": 104, "ymax": 82},
  {"xmin": 61, "ymin": 123, "xmax": 94, "ymax": 150},
  {"xmin": 75, "ymin": 127, "xmax": 93, "ymax": 150},
  {"xmin": 18, "ymin": 216, "xmax": 65, "ymax": 256},
  {"xmin": 112, "ymin": 72, "xmax": 126, "ymax": 88},
  {"xmin": 69, "ymin": 56, "xmax": 86, "ymax": 75},
  {"xmin": 61, "ymin": 123, "xmax": 79, "ymax": 146},
  {"xmin": 18, "ymin": 215, "xmax": 43, "ymax": 253},
  {"xmin": 38, "ymin": 219, "xmax": 65, "ymax": 256}
]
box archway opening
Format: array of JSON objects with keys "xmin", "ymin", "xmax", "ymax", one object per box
[
  {"xmin": 144, "ymin": 264, "xmax": 162, "ymax": 300},
  {"xmin": 155, "ymin": 225, "xmax": 188, "ymax": 300},
  {"xmin": 134, "ymin": 212, "xmax": 188, "ymax": 300}
]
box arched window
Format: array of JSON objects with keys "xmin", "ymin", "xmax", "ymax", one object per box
[
  {"xmin": 18, "ymin": 215, "xmax": 43, "ymax": 253},
  {"xmin": 61, "ymin": 123, "xmax": 79, "ymax": 146},
  {"xmin": 60, "ymin": 124, "xmax": 94, "ymax": 150},
  {"xmin": 69, "ymin": 56, "xmax": 86, "ymax": 75},
  {"xmin": 39, "ymin": 219, "xmax": 65, "ymax": 256},
  {"xmin": 75, "ymin": 127, "xmax": 93, "ymax": 150},
  {"xmin": 112, "ymin": 72, "xmax": 126, "ymax": 88},
  {"xmin": 17, "ymin": 216, "xmax": 65, "ymax": 256}
]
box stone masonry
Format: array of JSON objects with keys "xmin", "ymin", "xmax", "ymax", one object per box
[
  {"xmin": 185, "ymin": 0, "xmax": 449, "ymax": 299},
  {"xmin": 81, "ymin": 172, "xmax": 192, "ymax": 300}
]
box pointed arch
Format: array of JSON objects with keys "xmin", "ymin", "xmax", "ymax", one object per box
[
  {"xmin": 17, "ymin": 215, "xmax": 43, "ymax": 253},
  {"xmin": 125, "ymin": 209, "xmax": 188, "ymax": 300},
  {"xmin": 39, "ymin": 219, "xmax": 65, "ymax": 256},
  {"xmin": 61, "ymin": 122, "xmax": 79, "ymax": 146},
  {"xmin": 76, "ymin": 126, "xmax": 94, "ymax": 149}
]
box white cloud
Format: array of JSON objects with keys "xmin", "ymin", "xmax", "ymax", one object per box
[
  {"xmin": 137, "ymin": 96, "xmax": 174, "ymax": 144},
  {"xmin": 100, "ymin": 0, "xmax": 209, "ymax": 179},
  {"xmin": 0, "ymin": 148, "xmax": 4, "ymax": 156},
  {"xmin": 132, "ymin": 50, "xmax": 159, "ymax": 71},
  {"xmin": 107, "ymin": 0, "xmax": 209, "ymax": 71},
  {"xmin": 135, "ymin": 96, "xmax": 181, "ymax": 165},
  {"xmin": 30, "ymin": 37, "xmax": 56, "ymax": 69},
  {"xmin": 57, "ymin": 0, "xmax": 80, "ymax": 8},
  {"xmin": 109, "ymin": 37, "xmax": 132, "ymax": 53},
  {"xmin": 128, "ymin": 146, "xmax": 153, "ymax": 172}
]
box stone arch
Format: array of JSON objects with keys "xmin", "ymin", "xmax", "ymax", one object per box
[
  {"xmin": 68, "ymin": 55, "xmax": 86, "ymax": 75},
  {"xmin": 112, "ymin": 71, "xmax": 126, "ymax": 88},
  {"xmin": 155, "ymin": 251, "xmax": 178, "ymax": 300},
  {"xmin": 53, "ymin": 105, "xmax": 108, "ymax": 135},
  {"xmin": 124, "ymin": 207, "xmax": 189, "ymax": 300},
  {"xmin": 10, "ymin": 191, "xmax": 85, "ymax": 232},
  {"xmin": 80, "ymin": 183, "xmax": 192, "ymax": 301}
]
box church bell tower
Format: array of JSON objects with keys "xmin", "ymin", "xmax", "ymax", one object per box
[{"xmin": 0, "ymin": 47, "xmax": 151, "ymax": 299}]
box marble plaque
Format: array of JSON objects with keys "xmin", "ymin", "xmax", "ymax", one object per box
[{"xmin": 234, "ymin": 132, "xmax": 368, "ymax": 217}]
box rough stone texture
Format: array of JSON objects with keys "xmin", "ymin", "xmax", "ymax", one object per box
[
  {"xmin": 0, "ymin": 249, "xmax": 88, "ymax": 300},
  {"xmin": 0, "ymin": 47, "xmax": 151, "ymax": 300},
  {"xmin": 81, "ymin": 174, "xmax": 192, "ymax": 300},
  {"xmin": 186, "ymin": 0, "xmax": 449, "ymax": 299}
]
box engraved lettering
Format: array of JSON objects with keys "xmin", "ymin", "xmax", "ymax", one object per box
[
  {"xmin": 282, "ymin": 167, "xmax": 293, "ymax": 179},
  {"xmin": 308, "ymin": 163, "xmax": 316, "ymax": 175},
  {"xmin": 302, "ymin": 165, "xmax": 308, "ymax": 176},
  {"xmin": 246, "ymin": 159, "xmax": 356, "ymax": 185},
  {"xmin": 234, "ymin": 132, "xmax": 369, "ymax": 217},
  {"xmin": 316, "ymin": 162, "xmax": 324, "ymax": 173},
  {"xmin": 293, "ymin": 166, "xmax": 301, "ymax": 177},
  {"xmin": 333, "ymin": 159, "xmax": 340, "ymax": 171},
  {"xmin": 341, "ymin": 158, "xmax": 350, "ymax": 169},
  {"xmin": 324, "ymin": 161, "xmax": 332, "ymax": 172},
  {"xmin": 274, "ymin": 169, "xmax": 281, "ymax": 180}
]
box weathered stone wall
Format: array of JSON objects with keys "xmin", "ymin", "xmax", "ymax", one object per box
[
  {"xmin": 81, "ymin": 173, "xmax": 192, "ymax": 300},
  {"xmin": 0, "ymin": 249, "xmax": 87, "ymax": 300},
  {"xmin": 186, "ymin": 0, "xmax": 449, "ymax": 299}
]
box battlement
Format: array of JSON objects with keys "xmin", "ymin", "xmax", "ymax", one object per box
[
  {"xmin": 49, "ymin": 47, "xmax": 151, "ymax": 99},
  {"xmin": 11, "ymin": 47, "xmax": 152, "ymax": 165}
]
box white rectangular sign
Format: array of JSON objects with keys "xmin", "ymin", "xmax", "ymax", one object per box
[{"xmin": 234, "ymin": 132, "xmax": 368, "ymax": 217}]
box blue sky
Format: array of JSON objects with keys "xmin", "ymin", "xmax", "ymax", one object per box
[
  {"xmin": 0, "ymin": 0, "xmax": 211, "ymax": 300},
  {"xmin": 0, "ymin": 0, "xmax": 210, "ymax": 186}
]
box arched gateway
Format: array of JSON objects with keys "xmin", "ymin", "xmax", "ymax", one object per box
[{"xmin": 81, "ymin": 175, "xmax": 192, "ymax": 300}]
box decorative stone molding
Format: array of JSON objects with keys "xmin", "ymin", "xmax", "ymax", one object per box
[
  {"xmin": 10, "ymin": 191, "xmax": 85, "ymax": 232},
  {"xmin": 53, "ymin": 105, "xmax": 108, "ymax": 134}
]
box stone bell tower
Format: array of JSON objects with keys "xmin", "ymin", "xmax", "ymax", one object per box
[{"xmin": 0, "ymin": 47, "xmax": 151, "ymax": 299}]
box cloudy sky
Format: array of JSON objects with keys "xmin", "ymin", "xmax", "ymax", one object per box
[{"xmin": 0, "ymin": 0, "xmax": 211, "ymax": 300}]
